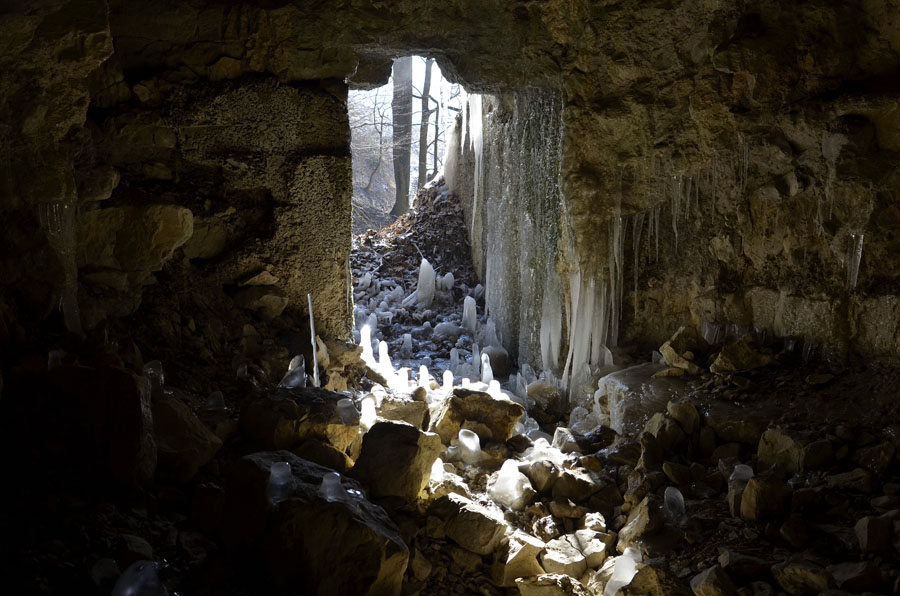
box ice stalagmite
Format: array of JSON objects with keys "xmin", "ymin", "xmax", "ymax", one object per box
[
  {"xmin": 359, "ymin": 324, "xmax": 376, "ymax": 368},
  {"xmin": 416, "ymin": 258, "xmax": 436, "ymax": 308},
  {"xmin": 481, "ymin": 352, "xmax": 493, "ymax": 384},
  {"xmin": 462, "ymin": 295, "xmax": 477, "ymax": 335}
]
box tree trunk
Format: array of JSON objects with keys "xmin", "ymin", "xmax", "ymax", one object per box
[
  {"xmin": 390, "ymin": 56, "xmax": 413, "ymax": 217},
  {"xmin": 417, "ymin": 58, "xmax": 433, "ymax": 189}
]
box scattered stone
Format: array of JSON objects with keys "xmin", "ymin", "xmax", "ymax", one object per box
[
  {"xmin": 552, "ymin": 427, "xmax": 583, "ymax": 454},
  {"xmin": 378, "ymin": 396, "xmax": 429, "ymax": 429},
  {"xmin": 710, "ymin": 336, "xmax": 772, "ymax": 373},
  {"xmin": 704, "ymin": 408, "xmax": 766, "ymax": 446},
  {"xmin": 580, "ymin": 512, "xmax": 607, "ymax": 532},
  {"xmin": 350, "ymin": 421, "xmax": 443, "ymax": 503},
  {"xmin": 491, "ymin": 530, "xmax": 546, "ymax": 587},
  {"xmin": 240, "ymin": 388, "xmax": 359, "ymax": 452},
  {"xmin": 740, "ymin": 473, "xmax": 786, "ymax": 521},
  {"xmin": 515, "ymin": 573, "xmax": 592, "ymax": 596},
  {"xmin": 293, "ymin": 439, "xmax": 354, "ymax": 474},
  {"xmin": 617, "ymin": 495, "xmax": 665, "ymax": 553},
  {"xmin": 409, "ymin": 548, "xmax": 433, "ymax": 582},
  {"xmin": 771, "ymin": 560, "xmax": 834, "ymax": 595},
  {"xmin": 825, "ymin": 468, "xmax": 875, "ymax": 493},
  {"xmin": 854, "ymin": 515, "xmax": 891, "ymax": 552},
  {"xmin": 541, "ymin": 536, "xmax": 587, "ymax": 577},
  {"xmin": 223, "ymin": 451, "xmax": 408, "ymax": 595},
  {"xmin": 152, "ymin": 391, "xmax": 222, "ymax": 483},
  {"xmin": 430, "ymin": 388, "xmax": 524, "ymax": 444},
  {"xmin": 552, "ymin": 468, "xmax": 606, "ymax": 503},
  {"xmin": 523, "ymin": 460, "xmax": 561, "ymax": 494},
  {"xmin": 757, "ymin": 429, "xmax": 832, "ymax": 474},
  {"xmin": 717, "ymin": 549, "xmax": 771, "ymax": 580},
  {"xmin": 533, "ymin": 515, "xmax": 563, "ymax": 542},
  {"xmin": 826, "ymin": 561, "xmax": 884, "ymax": 592},
  {"xmin": 430, "ymin": 494, "xmax": 508, "ymax": 555},
  {"xmin": 571, "ymin": 529, "xmax": 607, "ymax": 568},
  {"xmin": 626, "ymin": 562, "xmax": 693, "ymax": 595},
  {"xmin": 667, "ymin": 401, "xmax": 700, "ymax": 434},
  {"xmin": 854, "ymin": 441, "xmax": 895, "ymax": 475},
  {"xmin": 660, "ymin": 326, "xmax": 704, "ymax": 374},
  {"xmin": 690, "ymin": 564, "xmax": 737, "ymax": 596},
  {"xmin": 117, "ymin": 534, "xmax": 154, "ymax": 568}
]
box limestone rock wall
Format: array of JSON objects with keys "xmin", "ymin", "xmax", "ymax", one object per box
[{"xmin": 3, "ymin": 0, "xmax": 900, "ymax": 372}]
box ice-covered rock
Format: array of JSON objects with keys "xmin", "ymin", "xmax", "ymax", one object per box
[
  {"xmin": 267, "ymin": 461, "xmax": 292, "ymax": 505},
  {"xmin": 111, "ymin": 561, "xmax": 168, "ymax": 596}
]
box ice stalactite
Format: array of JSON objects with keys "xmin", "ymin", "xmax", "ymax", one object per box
[
  {"xmin": 631, "ymin": 213, "xmax": 644, "ymax": 317},
  {"xmin": 539, "ymin": 266, "xmax": 562, "ymax": 372},
  {"xmin": 847, "ymin": 232, "xmax": 864, "ymax": 290},
  {"xmin": 38, "ymin": 202, "xmax": 82, "ymax": 335},
  {"xmin": 469, "ymin": 94, "xmax": 483, "ymax": 231},
  {"xmin": 457, "ymin": 89, "xmax": 563, "ymax": 369}
]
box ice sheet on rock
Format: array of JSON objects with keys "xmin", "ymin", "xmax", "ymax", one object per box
[
  {"xmin": 524, "ymin": 437, "xmax": 567, "ymax": 467},
  {"xmin": 594, "ymin": 363, "xmax": 685, "ymax": 435},
  {"xmin": 568, "ymin": 406, "xmax": 601, "ymax": 435},
  {"xmin": 279, "ymin": 365, "xmax": 307, "ymax": 389},
  {"xmin": 142, "ymin": 360, "xmax": 165, "ymax": 390}
]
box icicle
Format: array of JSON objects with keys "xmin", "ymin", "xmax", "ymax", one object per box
[
  {"xmin": 632, "ymin": 213, "xmax": 644, "ymax": 317},
  {"xmin": 847, "ymin": 232, "xmax": 864, "ymax": 290},
  {"xmin": 307, "ymin": 294, "xmax": 319, "ymax": 387},
  {"xmin": 470, "ymin": 94, "xmax": 484, "ymax": 230}
]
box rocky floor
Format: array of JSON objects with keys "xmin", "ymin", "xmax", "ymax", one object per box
[{"xmin": 2, "ymin": 186, "xmax": 900, "ymax": 596}]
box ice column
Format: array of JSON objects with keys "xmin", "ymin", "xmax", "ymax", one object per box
[{"xmin": 847, "ymin": 232, "xmax": 864, "ymax": 290}]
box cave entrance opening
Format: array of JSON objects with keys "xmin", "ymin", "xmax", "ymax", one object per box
[{"xmin": 349, "ymin": 56, "xmax": 465, "ymax": 234}]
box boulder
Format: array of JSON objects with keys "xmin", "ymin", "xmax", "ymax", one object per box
[
  {"xmin": 854, "ymin": 441, "xmax": 896, "ymax": 475},
  {"xmin": 491, "ymin": 530, "xmax": 546, "ymax": 587},
  {"xmin": 233, "ymin": 286, "xmax": 289, "ymax": 320},
  {"xmin": 667, "ymin": 400, "xmax": 700, "ymax": 434},
  {"xmin": 854, "ymin": 515, "xmax": 891, "ymax": 552},
  {"xmin": 690, "ymin": 564, "xmax": 737, "ymax": 596},
  {"xmin": 617, "ymin": 495, "xmax": 665, "ymax": 553},
  {"xmin": 740, "ymin": 473, "xmax": 786, "ymax": 521},
  {"xmin": 541, "ymin": 536, "xmax": 587, "ymax": 577},
  {"xmin": 709, "ymin": 336, "xmax": 772, "ymax": 373},
  {"xmin": 293, "ymin": 439, "xmax": 354, "ymax": 473},
  {"xmin": 757, "ymin": 429, "xmax": 832, "ymax": 474},
  {"xmin": 523, "ymin": 460, "xmax": 561, "ymax": 494},
  {"xmin": 430, "ymin": 494, "xmax": 508, "ymax": 555},
  {"xmin": 223, "ymin": 451, "xmax": 408, "ymax": 596},
  {"xmin": 240, "ymin": 387, "xmax": 359, "ymax": 452},
  {"xmin": 625, "ymin": 563, "xmax": 692, "ymax": 595},
  {"xmin": 660, "ymin": 326, "xmax": 704, "ymax": 374},
  {"xmin": 152, "ymin": 392, "xmax": 223, "ymax": 483},
  {"xmin": 350, "ymin": 421, "xmax": 442, "ymax": 503},
  {"xmin": 378, "ymin": 396, "xmax": 428, "ymax": 429},
  {"xmin": 515, "ymin": 574, "xmax": 593, "ymax": 596},
  {"xmin": 771, "ymin": 560, "xmax": 834, "ymax": 595},
  {"xmin": 46, "ymin": 365, "xmax": 157, "ymax": 489},
  {"xmin": 552, "ymin": 468, "xmax": 607, "ymax": 503},
  {"xmin": 704, "ymin": 407, "xmax": 766, "ymax": 446},
  {"xmin": 430, "ymin": 388, "xmax": 524, "ymax": 444},
  {"xmin": 826, "ymin": 561, "xmax": 884, "ymax": 592}
]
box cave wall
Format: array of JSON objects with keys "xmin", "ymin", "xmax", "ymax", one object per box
[{"xmin": 3, "ymin": 0, "xmax": 900, "ymax": 377}]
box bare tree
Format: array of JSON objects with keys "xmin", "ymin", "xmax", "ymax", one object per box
[
  {"xmin": 390, "ymin": 56, "xmax": 413, "ymax": 217},
  {"xmin": 416, "ymin": 58, "xmax": 434, "ymax": 189}
]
